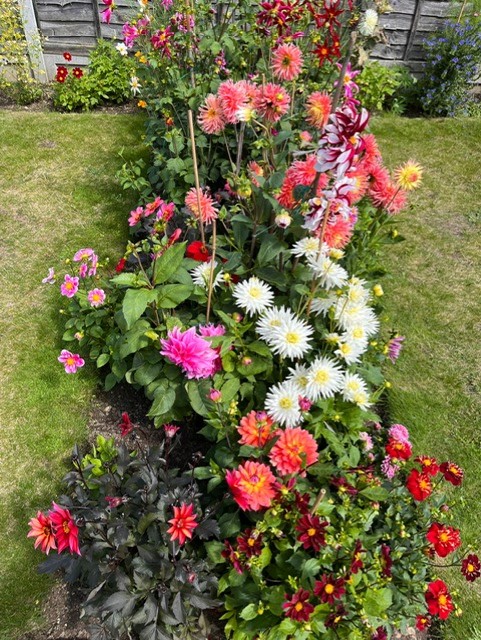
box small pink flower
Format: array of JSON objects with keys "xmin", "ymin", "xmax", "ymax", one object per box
[
  {"xmin": 199, "ymin": 324, "xmax": 226, "ymax": 337},
  {"xmin": 60, "ymin": 274, "xmax": 79, "ymax": 298},
  {"xmin": 42, "ymin": 267, "xmax": 55, "ymax": 284},
  {"xmin": 58, "ymin": 350, "xmax": 85, "ymax": 373},
  {"xmin": 388, "ymin": 335, "xmax": 405, "ymax": 363},
  {"xmin": 381, "ymin": 455, "xmax": 400, "ymax": 480},
  {"xmin": 87, "ymin": 288, "xmax": 106, "ymax": 307},
  {"xmin": 359, "ymin": 431, "xmax": 373, "ymax": 451},
  {"xmin": 299, "ymin": 397, "xmax": 312, "ymax": 412},
  {"xmin": 88, "ymin": 254, "xmax": 98, "ymax": 277},
  {"xmin": 79, "ymin": 263, "xmax": 88, "ymax": 278},
  {"xmin": 128, "ymin": 206, "xmax": 144, "ymax": 226},
  {"xmin": 209, "ymin": 389, "xmax": 222, "ymax": 403},
  {"xmin": 272, "ymin": 43, "xmax": 303, "ymax": 82},
  {"xmin": 388, "ymin": 423, "xmax": 410, "ymax": 443},
  {"xmin": 73, "ymin": 248, "xmax": 94, "ymax": 262},
  {"xmin": 105, "ymin": 496, "xmax": 124, "ymax": 508},
  {"xmin": 164, "ymin": 423, "xmax": 180, "ymax": 438}
]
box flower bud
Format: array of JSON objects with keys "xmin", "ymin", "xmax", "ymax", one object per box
[
  {"xmin": 373, "ymin": 284, "xmax": 384, "ymax": 297},
  {"xmin": 208, "ymin": 389, "xmax": 222, "ymax": 403}
]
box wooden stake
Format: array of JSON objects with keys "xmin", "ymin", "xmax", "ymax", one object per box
[
  {"xmin": 206, "ymin": 220, "xmax": 217, "ymax": 323},
  {"xmin": 187, "ymin": 109, "xmax": 205, "ymax": 245}
]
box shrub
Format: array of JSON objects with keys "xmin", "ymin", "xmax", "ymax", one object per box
[
  {"xmin": 34, "ymin": 434, "xmax": 221, "ymax": 640},
  {"xmin": 53, "ymin": 40, "xmax": 134, "ymax": 112},
  {"xmin": 356, "ymin": 62, "xmax": 415, "ymax": 114},
  {"xmin": 418, "ymin": 20, "xmax": 481, "ymax": 116}
]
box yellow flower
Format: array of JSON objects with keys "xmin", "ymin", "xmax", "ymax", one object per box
[
  {"xmin": 373, "ymin": 284, "xmax": 384, "ymax": 297},
  {"xmin": 394, "ymin": 160, "xmax": 423, "ymax": 191},
  {"xmin": 137, "ymin": 100, "xmax": 147, "ymax": 108}
]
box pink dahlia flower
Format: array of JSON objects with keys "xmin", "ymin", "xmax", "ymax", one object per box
[
  {"xmin": 87, "ymin": 288, "xmax": 106, "ymax": 307},
  {"xmin": 387, "ymin": 335, "xmax": 405, "ymax": 363},
  {"xmin": 255, "ymin": 83, "xmax": 290, "ymax": 123},
  {"xmin": 160, "ymin": 326, "xmax": 219, "ymax": 379},
  {"xmin": 218, "ymin": 80, "xmax": 248, "ymax": 123},
  {"xmin": 58, "ymin": 350, "xmax": 85, "ymax": 374},
  {"xmin": 185, "ymin": 188, "xmax": 218, "ymax": 224},
  {"xmin": 49, "ymin": 503, "xmax": 81, "ymax": 555},
  {"xmin": 388, "ymin": 423, "xmax": 410, "ymax": 443},
  {"xmin": 269, "ymin": 427, "xmax": 318, "ymax": 475},
  {"xmin": 198, "ymin": 94, "xmax": 226, "ymax": 135},
  {"xmin": 198, "ymin": 324, "xmax": 226, "ymax": 337},
  {"xmin": 60, "ymin": 274, "xmax": 79, "ymax": 298},
  {"xmin": 272, "ymin": 43, "xmax": 304, "ymax": 81},
  {"xmin": 73, "ymin": 248, "xmax": 94, "ymax": 262}
]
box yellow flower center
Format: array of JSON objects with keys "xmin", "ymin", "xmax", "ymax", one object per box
[
  {"xmin": 247, "ymin": 538, "xmax": 255, "ymax": 547},
  {"xmin": 285, "ymin": 331, "xmax": 301, "ymax": 345},
  {"xmin": 439, "ymin": 532, "xmax": 450, "ymax": 543},
  {"xmin": 295, "ymin": 602, "xmax": 304, "ymax": 612},
  {"xmin": 66, "ymin": 357, "xmax": 75, "ymax": 366},
  {"xmin": 325, "ymin": 584, "xmax": 335, "ymax": 594},
  {"xmin": 438, "ymin": 595, "xmax": 447, "ymax": 606},
  {"xmin": 279, "ymin": 397, "xmax": 294, "ymax": 409},
  {"xmin": 314, "ymin": 370, "xmax": 329, "ymax": 384},
  {"xmin": 468, "ymin": 563, "xmax": 475, "ymax": 572},
  {"xmin": 249, "ymin": 286, "xmax": 261, "ymax": 299},
  {"xmin": 307, "ymin": 528, "xmax": 316, "ymax": 537},
  {"xmin": 352, "ymin": 328, "xmax": 364, "ymax": 339}
]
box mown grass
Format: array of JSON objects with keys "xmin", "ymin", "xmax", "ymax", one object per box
[
  {"xmin": 371, "ymin": 115, "xmax": 481, "ymax": 636},
  {"xmin": 0, "ymin": 112, "xmax": 145, "ymax": 639}
]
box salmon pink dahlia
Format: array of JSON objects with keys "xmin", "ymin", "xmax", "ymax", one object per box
[
  {"xmin": 272, "ymin": 43, "xmax": 303, "ymax": 81},
  {"xmin": 27, "ymin": 511, "xmax": 57, "ymax": 554},
  {"xmin": 305, "ymin": 91, "xmax": 332, "ymax": 129},
  {"xmin": 185, "ymin": 188, "xmax": 218, "ymax": 224},
  {"xmin": 255, "ymin": 83, "xmax": 290, "ymax": 122},
  {"xmin": 167, "ymin": 503, "xmax": 198, "ymax": 545},
  {"xmin": 269, "ymin": 427, "xmax": 318, "ymax": 475},
  {"xmin": 218, "ymin": 80, "xmax": 248, "ymax": 123},
  {"xmin": 323, "ymin": 216, "xmax": 354, "ymax": 249},
  {"xmin": 198, "ymin": 94, "xmax": 226, "ymax": 134},
  {"xmin": 237, "ymin": 410, "xmax": 275, "ymax": 447},
  {"xmin": 226, "ymin": 460, "xmax": 276, "ymax": 511}
]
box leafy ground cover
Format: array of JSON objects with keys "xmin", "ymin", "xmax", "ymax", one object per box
[
  {"xmin": 0, "ymin": 112, "xmax": 145, "ymax": 639},
  {"xmin": 371, "ymin": 115, "xmax": 481, "ymax": 637}
]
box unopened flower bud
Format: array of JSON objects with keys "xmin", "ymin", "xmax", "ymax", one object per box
[
  {"xmin": 373, "ymin": 284, "xmax": 384, "ymax": 297},
  {"xmin": 299, "ymin": 397, "xmax": 312, "ymax": 412},
  {"xmin": 241, "ymin": 356, "xmax": 252, "ymax": 366},
  {"xmin": 232, "ymin": 312, "xmax": 243, "ymax": 323},
  {"xmin": 275, "ymin": 211, "xmax": 292, "ymax": 229},
  {"xmin": 209, "ymin": 389, "xmax": 222, "ymax": 403}
]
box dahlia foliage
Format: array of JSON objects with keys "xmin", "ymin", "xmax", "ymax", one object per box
[{"xmin": 30, "ymin": 1, "xmax": 478, "ymax": 639}]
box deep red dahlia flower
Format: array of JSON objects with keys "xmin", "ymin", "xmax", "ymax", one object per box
[
  {"xmin": 415, "ymin": 614, "xmax": 431, "ymax": 630},
  {"xmin": 440, "ymin": 461, "xmax": 464, "ymax": 486},
  {"xmin": 461, "ymin": 554, "xmax": 481, "ymax": 582},
  {"xmin": 282, "ymin": 588, "xmax": 314, "ymax": 622},
  {"xmin": 63, "ymin": 52, "xmax": 72, "ymax": 61},
  {"xmin": 313, "ymin": 574, "xmax": 346, "ymax": 604},
  {"xmin": 186, "ymin": 240, "xmax": 211, "ymax": 262},
  {"xmin": 119, "ymin": 411, "xmax": 134, "ymax": 437},
  {"xmin": 221, "ymin": 540, "xmax": 244, "ymax": 574},
  {"xmin": 415, "ymin": 455, "xmax": 439, "ymax": 476},
  {"xmin": 237, "ymin": 529, "xmax": 263, "ymax": 557},
  {"xmin": 72, "ymin": 67, "xmax": 83, "ymax": 79},
  {"xmin": 296, "ymin": 514, "xmax": 328, "ymax": 552}
]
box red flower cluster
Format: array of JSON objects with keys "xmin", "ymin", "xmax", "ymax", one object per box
[
  {"xmin": 425, "ymin": 579, "xmax": 454, "ymax": 620},
  {"xmin": 426, "ymin": 523, "xmax": 461, "ymax": 558},
  {"xmin": 55, "ymin": 65, "xmax": 68, "ymax": 83},
  {"xmin": 28, "ymin": 503, "xmax": 80, "ymax": 555}
]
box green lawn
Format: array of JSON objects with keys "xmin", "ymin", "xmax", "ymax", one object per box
[
  {"xmin": 0, "ymin": 112, "xmax": 145, "ymax": 639},
  {"xmin": 371, "ymin": 115, "xmax": 481, "ymax": 636}
]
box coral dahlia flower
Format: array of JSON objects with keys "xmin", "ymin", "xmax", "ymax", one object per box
[
  {"xmin": 27, "ymin": 511, "xmax": 57, "ymax": 554},
  {"xmin": 406, "ymin": 469, "xmax": 432, "ymax": 501},
  {"xmin": 269, "ymin": 427, "xmax": 318, "ymax": 475},
  {"xmin": 426, "ymin": 523, "xmax": 461, "ymax": 557},
  {"xmin": 237, "ymin": 410, "xmax": 275, "ymax": 448},
  {"xmin": 282, "ymin": 589, "xmax": 314, "ymax": 622},
  {"xmin": 49, "ymin": 503, "xmax": 80, "ymax": 555},
  {"xmin": 305, "ymin": 91, "xmax": 332, "ymax": 129},
  {"xmin": 226, "ymin": 461, "xmax": 276, "ymax": 511},
  {"xmin": 160, "ymin": 326, "xmax": 219, "ymax": 379},
  {"xmin": 394, "ymin": 160, "xmax": 423, "ymax": 191},
  {"xmin": 218, "ymin": 80, "xmax": 248, "ymax": 124},
  {"xmin": 272, "ymin": 43, "xmax": 303, "ymax": 81},
  {"xmin": 198, "ymin": 94, "xmax": 226, "ymax": 135},
  {"xmin": 255, "ymin": 83, "xmax": 290, "ymax": 123},
  {"xmin": 425, "ymin": 579, "xmax": 454, "ymax": 620},
  {"xmin": 167, "ymin": 503, "xmax": 198, "ymax": 545},
  {"xmin": 370, "ymin": 180, "xmax": 407, "ymax": 215},
  {"xmin": 323, "ymin": 216, "xmax": 354, "ymax": 249},
  {"xmin": 185, "ymin": 188, "xmax": 218, "ymax": 224}
]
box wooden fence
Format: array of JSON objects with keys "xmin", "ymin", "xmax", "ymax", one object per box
[{"xmin": 27, "ymin": 0, "xmax": 454, "ymax": 81}]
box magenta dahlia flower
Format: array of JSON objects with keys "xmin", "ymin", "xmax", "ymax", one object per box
[{"xmin": 160, "ymin": 326, "xmax": 219, "ymax": 379}]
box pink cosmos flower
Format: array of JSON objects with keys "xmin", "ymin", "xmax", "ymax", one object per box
[
  {"xmin": 73, "ymin": 248, "xmax": 94, "ymax": 262},
  {"xmin": 101, "ymin": 0, "xmax": 115, "ymax": 24},
  {"xmin": 388, "ymin": 335, "xmax": 405, "ymax": 363},
  {"xmin": 160, "ymin": 326, "xmax": 219, "ymax": 379},
  {"xmin": 42, "ymin": 267, "xmax": 55, "ymax": 284},
  {"xmin": 60, "ymin": 274, "xmax": 79, "ymax": 298},
  {"xmin": 122, "ymin": 24, "xmax": 139, "ymax": 48},
  {"xmin": 58, "ymin": 350, "xmax": 85, "ymax": 374},
  {"xmin": 156, "ymin": 201, "xmax": 175, "ymax": 222},
  {"xmin": 198, "ymin": 94, "xmax": 226, "ymax": 135},
  {"xmin": 272, "ymin": 43, "xmax": 303, "ymax": 81},
  {"xmin": 185, "ymin": 188, "xmax": 218, "ymax": 224},
  {"xmin": 79, "ymin": 263, "xmax": 88, "ymax": 278},
  {"xmin": 88, "ymin": 288, "xmax": 106, "ymax": 307},
  {"xmin": 255, "ymin": 83, "xmax": 290, "ymax": 122}
]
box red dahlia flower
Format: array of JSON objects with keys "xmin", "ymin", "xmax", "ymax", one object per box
[
  {"xmin": 119, "ymin": 411, "xmax": 134, "ymax": 437},
  {"xmin": 221, "ymin": 540, "xmax": 244, "ymax": 574},
  {"xmin": 385, "ymin": 437, "xmax": 412, "ymax": 461},
  {"xmin": 350, "ymin": 539, "xmax": 365, "ymax": 573},
  {"xmin": 461, "ymin": 554, "xmax": 481, "ymax": 582},
  {"xmin": 426, "ymin": 523, "xmax": 461, "ymax": 557},
  {"xmin": 295, "ymin": 514, "xmax": 328, "ymax": 552},
  {"xmin": 406, "ymin": 469, "xmax": 432, "ymax": 501},
  {"xmin": 236, "ymin": 529, "xmax": 263, "ymax": 557},
  {"xmin": 313, "ymin": 574, "xmax": 346, "ymax": 604},
  {"xmin": 380, "ymin": 543, "xmax": 393, "ymax": 577},
  {"xmin": 440, "ymin": 461, "xmax": 464, "ymax": 486},
  {"xmin": 415, "ymin": 455, "xmax": 439, "ymax": 476},
  {"xmin": 415, "ymin": 614, "xmax": 431, "ymax": 630},
  {"xmin": 115, "ymin": 257, "xmax": 126, "ymax": 273},
  {"xmin": 282, "ymin": 588, "xmax": 314, "ymax": 622},
  {"xmin": 167, "ymin": 503, "xmax": 198, "ymax": 545},
  {"xmin": 186, "ymin": 241, "xmax": 210, "ymax": 262},
  {"xmin": 27, "ymin": 511, "xmax": 57, "ymax": 554},
  {"xmin": 425, "ymin": 579, "xmax": 454, "ymax": 620},
  {"xmin": 49, "ymin": 503, "xmax": 80, "ymax": 555},
  {"xmin": 72, "ymin": 67, "xmax": 83, "ymax": 79},
  {"xmin": 63, "ymin": 52, "xmax": 72, "ymax": 61}
]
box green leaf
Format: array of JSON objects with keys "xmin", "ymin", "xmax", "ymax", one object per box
[
  {"xmin": 240, "ymin": 604, "xmax": 258, "ymax": 621},
  {"xmin": 156, "ymin": 284, "xmax": 193, "ymax": 308},
  {"xmin": 218, "ymin": 511, "xmax": 241, "ymax": 538},
  {"xmin": 360, "ymin": 486, "xmax": 389, "ymax": 501},
  {"xmin": 122, "ymin": 288, "xmax": 157, "ymax": 330},
  {"xmin": 111, "ymin": 272, "xmax": 141, "ymax": 287},
  {"xmin": 364, "ymin": 588, "xmax": 392, "ymax": 617},
  {"xmin": 138, "ymin": 512, "xmax": 158, "ymax": 534},
  {"xmin": 186, "ymin": 379, "xmax": 211, "ymax": 416},
  {"xmin": 220, "ymin": 377, "xmax": 240, "ymax": 404},
  {"xmin": 96, "ymin": 353, "xmax": 110, "ymax": 368},
  {"xmin": 256, "ymin": 234, "xmax": 286, "ymax": 267},
  {"xmin": 205, "ymin": 540, "xmax": 225, "ymax": 564},
  {"xmin": 153, "ymin": 242, "xmax": 187, "ymax": 285},
  {"xmin": 148, "ymin": 387, "xmax": 175, "ymax": 418}
]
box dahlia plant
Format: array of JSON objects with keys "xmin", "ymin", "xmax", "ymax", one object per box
[{"xmin": 30, "ymin": 3, "xmax": 480, "ymax": 639}]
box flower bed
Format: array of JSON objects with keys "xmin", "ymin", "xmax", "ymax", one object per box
[{"xmin": 28, "ymin": 1, "xmax": 480, "ymax": 639}]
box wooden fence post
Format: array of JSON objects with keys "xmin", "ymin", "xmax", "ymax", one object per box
[
  {"xmin": 17, "ymin": 0, "xmax": 48, "ymax": 82},
  {"xmin": 91, "ymin": 0, "xmax": 102, "ymax": 39},
  {"xmin": 404, "ymin": 0, "xmax": 423, "ymax": 61}
]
